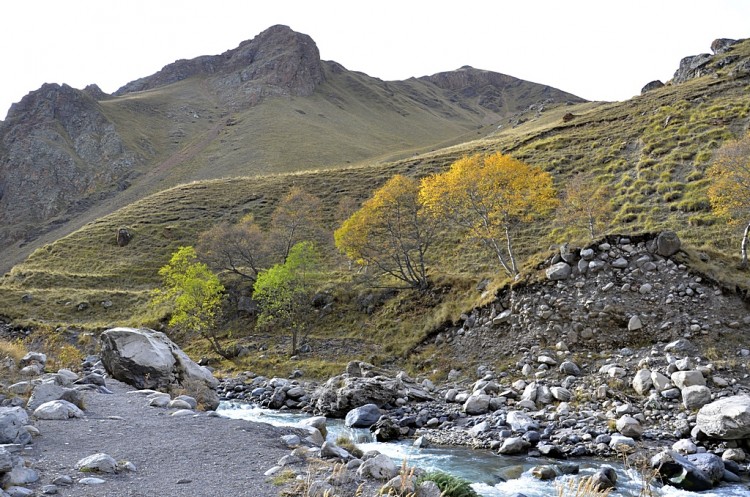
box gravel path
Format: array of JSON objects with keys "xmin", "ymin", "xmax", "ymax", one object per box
[{"xmin": 28, "ymin": 379, "xmax": 295, "ymax": 497}]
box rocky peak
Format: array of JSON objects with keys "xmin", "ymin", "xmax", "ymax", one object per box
[
  {"xmin": 114, "ymin": 24, "xmax": 324, "ymax": 99},
  {"xmin": 418, "ymin": 66, "xmax": 585, "ymax": 114},
  {"xmin": 672, "ymin": 37, "xmax": 748, "ymax": 84}
]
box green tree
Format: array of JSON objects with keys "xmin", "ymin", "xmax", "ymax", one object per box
[
  {"xmin": 152, "ymin": 246, "xmax": 227, "ymax": 356},
  {"xmin": 252, "ymin": 241, "xmax": 320, "ymax": 356},
  {"xmin": 420, "ymin": 152, "xmax": 557, "ymax": 277},
  {"xmin": 334, "ymin": 174, "xmax": 438, "ymax": 290},
  {"xmin": 707, "ymin": 134, "xmax": 750, "ymax": 267}
]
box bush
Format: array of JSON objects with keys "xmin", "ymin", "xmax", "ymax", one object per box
[{"xmin": 416, "ymin": 471, "xmax": 479, "ymax": 497}]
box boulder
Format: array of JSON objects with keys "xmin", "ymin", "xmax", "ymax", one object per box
[
  {"xmin": 0, "ymin": 407, "xmax": 31, "ymax": 445},
  {"xmin": 655, "ymin": 231, "xmax": 681, "ymax": 257},
  {"xmin": 356, "ymin": 453, "xmax": 397, "ymax": 480},
  {"xmin": 498, "ymin": 437, "xmax": 530, "ymax": 455},
  {"xmin": 696, "ymin": 395, "xmax": 750, "ymax": 439},
  {"xmin": 651, "ymin": 451, "xmax": 713, "ymax": 491},
  {"xmin": 463, "ymin": 394, "xmax": 490, "ymax": 415},
  {"xmin": 371, "ymin": 417, "xmax": 401, "ymax": 442},
  {"xmin": 616, "ymin": 415, "xmax": 643, "ymax": 439},
  {"xmin": 27, "ymin": 383, "xmax": 84, "ymax": 411},
  {"xmin": 100, "ymin": 327, "xmax": 219, "ymax": 409},
  {"xmin": 33, "ymin": 400, "xmax": 84, "ymax": 420},
  {"xmin": 310, "ymin": 374, "xmax": 404, "ymax": 417},
  {"xmin": 671, "ymin": 371, "xmax": 705, "ymax": 389},
  {"xmin": 546, "ymin": 262, "xmax": 571, "ymax": 281},
  {"xmin": 507, "ymin": 411, "xmax": 538, "ymax": 432},
  {"xmin": 345, "ymin": 404, "xmax": 381, "ymax": 428},
  {"xmin": 651, "ymin": 371, "xmax": 671, "ymax": 391},
  {"xmin": 641, "ymin": 80, "xmax": 665, "ymax": 94},
  {"xmin": 75, "ymin": 453, "xmax": 117, "ymax": 473},
  {"xmin": 590, "ymin": 467, "xmax": 617, "ymax": 490},
  {"xmin": 685, "ymin": 453, "xmax": 724, "ymax": 485},
  {"xmin": 682, "ymin": 385, "xmax": 711, "ymax": 410},
  {"xmin": 711, "ymin": 38, "xmax": 738, "ymax": 55},
  {"xmin": 632, "ymin": 369, "xmax": 653, "ymax": 395}
]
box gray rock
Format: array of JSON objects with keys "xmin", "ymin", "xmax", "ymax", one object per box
[
  {"xmin": 0, "ymin": 447, "xmax": 12, "ymax": 472},
  {"xmin": 320, "ymin": 441, "xmax": 351, "ymax": 460},
  {"xmin": 559, "ymin": 361, "xmax": 581, "ymax": 376},
  {"xmin": 33, "ymin": 400, "xmax": 84, "ymax": 420},
  {"xmin": 345, "ymin": 404, "xmax": 381, "ymax": 428},
  {"xmin": 685, "ymin": 453, "xmax": 724, "ymax": 485},
  {"xmin": 27, "ymin": 383, "xmax": 84, "ymax": 411},
  {"xmin": 628, "ymin": 315, "xmax": 642, "ymax": 331},
  {"xmin": 381, "ymin": 475, "xmax": 417, "ymax": 496},
  {"xmin": 651, "ymin": 371, "xmax": 671, "ymax": 391},
  {"xmin": 0, "ymin": 407, "xmax": 31, "ymax": 445},
  {"xmin": 632, "ymin": 369, "xmax": 653, "ymax": 395},
  {"xmin": 416, "ymin": 481, "xmax": 442, "ymax": 497},
  {"xmin": 546, "ymin": 262, "xmax": 571, "ymax": 281},
  {"xmin": 616, "ymin": 415, "xmax": 643, "ymax": 439},
  {"xmin": 696, "ymin": 395, "xmax": 750, "ymax": 439},
  {"xmin": 100, "ymin": 328, "xmax": 219, "ymax": 409},
  {"xmin": 356, "ymin": 453, "xmax": 397, "ymax": 480},
  {"xmin": 550, "ymin": 387, "xmax": 571, "ymax": 402},
  {"xmin": 682, "ymin": 385, "xmax": 712, "ymax": 410},
  {"xmin": 78, "ymin": 477, "xmax": 106, "ymax": 485},
  {"xmin": 611, "ymin": 257, "xmax": 629, "ymax": 269},
  {"xmin": 75, "ymin": 453, "xmax": 117, "ymax": 473},
  {"xmin": 498, "ymin": 437, "xmax": 530, "ymax": 455},
  {"xmin": 463, "ymin": 394, "xmax": 490, "ymax": 415},
  {"xmin": 591, "ymin": 467, "xmax": 617, "ymax": 490},
  {"xmin": 651, "ymin": 451, "xmax": 712, "ymax": 491},
  {"xmin": 671, "ymin": 371, "xmax": 705, "ymax": 389},
  {"xmin": 656, "ymin": 231, "xmax": 681, "ymax": 257},
  {"xmin": 507, "ymin": 411, "xmax": 538, "ymax": 432}
]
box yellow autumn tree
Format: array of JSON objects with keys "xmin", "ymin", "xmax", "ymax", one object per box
[
  {"xmin": 557, "ymin": 172, "xmax": 613, "ymax": 240},
  {"xmin": 334, "ymin": 174, "xmax": 438, "ymax": 290},
  {"xmin": 420, "ymin": 152, "xmax": 557, "ymax": 277},
  {"xmin": 707, "ymin": 134, "xmax": 750, "ymax": 268}
]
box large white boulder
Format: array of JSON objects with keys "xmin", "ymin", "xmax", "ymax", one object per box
[
  {"xmin": 696, "ymin": 395, "xmax": 750, "ymax": 440},
  {"xmin": 100, "ymin": 327, "xmax": 219, "ymax": 409}
]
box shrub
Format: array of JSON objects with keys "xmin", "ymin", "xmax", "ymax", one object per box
[{"xmin": 416, "ymin": 471, "xmax": 479, "ymax": 497}]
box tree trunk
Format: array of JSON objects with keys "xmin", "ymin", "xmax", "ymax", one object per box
[
  {"xmin": 291, "ymin": 329, "xmax": 298, "ymax": 357},
  {"xmin": 741, "ymin": 221, "xmax": 750, "ymax": 269}
]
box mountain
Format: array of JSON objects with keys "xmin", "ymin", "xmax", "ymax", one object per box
[{"xmin": 0, "ymin": 25, "xmax": 584, "ymax": 273}]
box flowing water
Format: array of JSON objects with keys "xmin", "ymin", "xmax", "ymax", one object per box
[{"xmin": 218, "ymin": 402, "xmax": 748, "ymax": 497}]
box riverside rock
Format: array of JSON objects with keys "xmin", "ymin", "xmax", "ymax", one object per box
[
  {"xmin": 75, "ymin": 453, "xmax": 117, "ymax": 473},
  {"xmin": 651, "ymin": 450, "xmax": 713, "ymax": 491},
  {"xmin": 681, "ymin": 385, "xmax": 711, "ymax": 410},
  {"xmin": 311, "ymin": 375, "xmax": 403, "ymax": 418},
  {"xmin": 546, "ymin": 262, "xmax": 571, "ymax": 281},
  {"xmin": 100, "ymin": 327, "xmax": 219, "ymax": 409},
  {"xmin": 356, "ymin": 453, "xmax": 397, "ymax": 480},
  {"xmin": 696, "ymin": 395, "xmax": 750, "ymax": 439},
  {"xmin": 345, "ymin": 404, "xmax": 381, "ymax": 428}
]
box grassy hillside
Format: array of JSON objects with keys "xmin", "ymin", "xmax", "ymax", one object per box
[{"xmin": 3, "ymin": 39, "xmax": 750, "ymax": 377}]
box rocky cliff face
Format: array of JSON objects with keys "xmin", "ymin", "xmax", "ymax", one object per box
[
  {"xmin": 0, "ymin": 83, "xmax": 138, "ymax": 246},
  {"xmin": 114, "ymin": 24, "xmax": 325, "ymax": 105}
]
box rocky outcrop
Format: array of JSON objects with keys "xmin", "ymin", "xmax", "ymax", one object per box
[
  {"xmin": 671, "ymin": 38, "xmax": 747, "ymax": 84},
  {"xmin": 641, "ymin": 80, "xmax": 665, "ymax": 94},
  {"xmin": 114, "ymin": 25, "xmax": 325, "ymax": 102},
  {"xmin": 100, "ymin": 327, "xmax": 219, "ymax": 409},
  {"xmin": 0, "ymin": 83, "xmax": 137, "ymax": 248}
]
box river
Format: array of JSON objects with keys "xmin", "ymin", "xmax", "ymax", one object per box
[{"xmin": 217, "ymin": 401, "xmax": 748, "ymax": 497}]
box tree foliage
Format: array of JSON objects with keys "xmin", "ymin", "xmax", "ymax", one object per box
[
  {"xmin": 152, "ymin": 246, "xmax": 227, "ymax": 356},
  {"xmin": 557, "ymin": 172, "xmax": 612, "ymax": 240},
  {"xmin": 420, "ymin": 152, "xmax": 557, "ymax": 277},
  {"xmin": 196, "ymin": 214, "xmax": 270, "ymax": 281},
  {"xmin": 252, "ymin": 241, "xmax": 320, "ymax": 355},
  {"xmin": 334, "ymin": 174, "xmax": 437, "ymax": 290},
  {"xmin": 269, "ymin": 186, "xmax": 327, "ymax": 261},
  {"xmin": 707, "ymin": 134, "xmax": 750, "ymax": 267}
]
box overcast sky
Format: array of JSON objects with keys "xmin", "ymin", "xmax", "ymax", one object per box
[{"xmin": 2, "ymin": 0, "xmax": 749, "ymax": 119}]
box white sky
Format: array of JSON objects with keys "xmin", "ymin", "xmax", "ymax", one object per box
[{"xmin": 1, "ymin": 0, "xmax": 749, "ymax": 120}]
